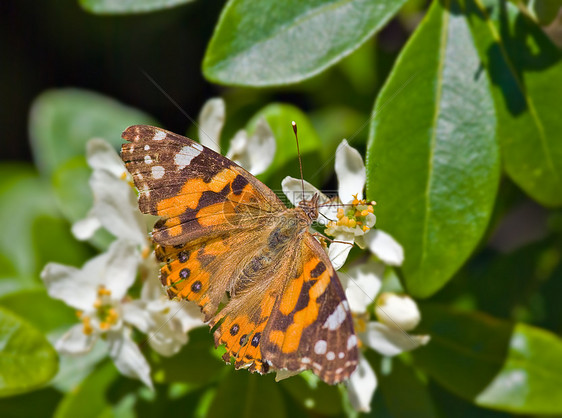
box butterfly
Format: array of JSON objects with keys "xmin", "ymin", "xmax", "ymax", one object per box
[{"xmin": 121, "ymin": 125, "xmax": 358, "ymax": 384}]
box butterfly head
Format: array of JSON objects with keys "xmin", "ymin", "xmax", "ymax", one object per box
[{"xmin": 298, "ymin": 193, "xmax": 319, "ymax": 223}]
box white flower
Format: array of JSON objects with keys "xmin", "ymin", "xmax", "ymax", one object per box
[
  {"xmin": 282, "ymin": 139, "xmax": 404, "ymax": 270},
  {"xmin": 198, "ymin": 98, "xmax": 276, "ymax": 175},
  {"xmin": 121, "ymin": 261, "xmax": 204, "ymax": 357},
  {"xmin": 41, "ymin": 240, "xmax": 153, "ymax": 389},
  {"xmin": 340, "ymin": 260, "xmax": 430, "ymax": 412},
  {"xmin": 72, "ymin": 138, "xmax": 151, "ymax": 246}
]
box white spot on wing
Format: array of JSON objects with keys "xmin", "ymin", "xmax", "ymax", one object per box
[
  {"xmin": 193, "ymin": 142, "xmax": 203, "ymax": 151},
  {"xmin": 338, "ymin": 352, "xmax": 345, "ymax": 359},
  {"xmin": 301, "ymin": 357, "xmax": 311, "ymax": 364},
  {"xmin": 342, "ymin": 300, "xmax": 350, "ymax": 311},
  {"xmin": 153, "ymin": 131, "xmax": 166, "ymax": 141},
  {"xmin": 326, "ymin": 351, "xmax": 335, "ymax": 361},
  {"xmin": 175, "ymin": 145, "xmax": 202, "ymax": 170},
  {"xmin": 144, "ymin": 155, "xmax": 153, "ymax": 164},
  {"xmin": 314, "ymin": 340, "xmax": 327, "ymax": 355},
  {"xmin": 347, "ymin": 335, "xmax": 357, "ymax": 350},
  {"xmin": 152, "ymin": 165, "xmax": 165, "ymax": 179},
  {"xmin": 323, "ymin": 302, "xmax": 347, "ymax": 330},
  {"xmin": 144, "ymin": 145, "xmax": 150, "ymax": 151}
]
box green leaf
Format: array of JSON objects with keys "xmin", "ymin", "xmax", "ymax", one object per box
[
  {"xmin": 79, "ymin": 0, "xmax": 194, "ymax": 15},
  {"xmin": 366, "ymin": 0, "xmax": 499, "ymax": 297},
  {"xmin": 0, "ymin": 388, "xmax": 63, "ymax": 418},
  {"xmin": 0, "ymin": 306, "xmax": 58, "ymax": 397},
  {"xmin": 414, "ymin": 304, "xmax": 562, "ymax": 414},
  {"xmin": 0, "ymin": 165, "xmax": 59, "ymax": 281},
  {"xmin": 279, "ymin": 372, "xmax": 343, "ymax": 415},
  {"xmin": 528, "ymin": 0, "xmax": 562, "ymax": 25},
  {"xmin": 247, "ymin": 103, "xmax": 324, "ymax": 189},
  {"xmin": 208, "ymin": 372, "xmax": 286, "ymax": 418},
  {"xmin": 203, "ymin": 0, "xmax": 408, "ymax": 86},
  {"xmin": 465, "ymin": 0, "xmax": 562, "ymax": 207},
  {"xmin": 55, "ymin": 361, "xmax": 119, "ymax": 418},
  {"xmin": 0, "ymin": 289, "xmax": 76, "ymax": 335},
  {"xmin": 375, "ymin": 357, "xmax": 438, "ymax": 418},
  {"xmin": 151, "ymin": 327, "xmax": 224, "ymax": 386},
  {"xmin": 51, "ymin": 156, "xmax": 92, "ymax": 223},
  {"xmin": 29, "ymin": 88, "xmax": 157, "ymax": 177}
]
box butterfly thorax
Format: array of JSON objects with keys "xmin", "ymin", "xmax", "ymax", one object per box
[{"xmin": 297, "ymin": 193, "xmax": 319, "ymax": 224}]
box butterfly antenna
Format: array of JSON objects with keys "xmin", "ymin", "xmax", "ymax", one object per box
[{"xmin": 292, "ymin": 121, "xmax": 306, "ymax": 201}]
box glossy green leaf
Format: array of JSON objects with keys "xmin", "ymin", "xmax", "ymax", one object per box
[
  {"xmin": 465, "ymin": 0, "xmax": 562, "ymax": 206},
  {"xmin": 151, "ymin": 327, "xmax": 224, "ymax": 386},
  {"xmin": 279, "ymin": 372, "xmax": 343, "ymax": 415},
  {"xmin": 529, "ymin": 0, "xmax": 562, "ymax": 25},
  {"xmin": 0, "ymin": 166, "xmax": 59, "ymax": 281},
  {"xmin": 247, "ymin": 103, "xmax": 323, "ymax": 189},
  {"xmin": 51, "ymin": 156, "xmax": 92, "ymax": 223},
  {"xmin": 375, "ymin": 356, "xmax": 438, "ymax": 418},
  {"xmin": 366, "ymin": 0, "xmax": 499, "ymax": 297},
  {"xmin": 55, "ymin": 361, "xmax": 119, "ymax": 418},
  {"xmin": 79, "ymin": 0, "xmax": 194, "ymax": 15},
  {"xmin": 414, "ymin": 305, "xmax": 562, "ymax": 414},
  {"xmin": 208, "ymin": 372, "xmax": 286, "ymax": 418},
  {"xmin": 29, "ymin": 88, "xmax": 157, "ymax": 176},
  {"xmin": 203, "ymin": 0, "xmax": 408, "ymax": 86},
  {"xmin": 0, "ymin": 307, "xmax": 58, "ymax": 397}
]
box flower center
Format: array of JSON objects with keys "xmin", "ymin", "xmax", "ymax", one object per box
[
  {"xmin": 76, "ymin": 285, "xmax": 120, "ymax": 335},
  {"xmin": 325, "ymin": 194, "xmax": 376, "ymax": 235}
]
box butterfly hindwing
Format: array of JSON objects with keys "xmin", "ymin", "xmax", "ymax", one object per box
[{"xmin": 261, "ymin": 234, "xmax": 359, "ymax": 384}]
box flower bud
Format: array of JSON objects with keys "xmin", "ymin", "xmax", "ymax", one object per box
[{"xmin": 375, "ymin": 293, "xmax": 421, "ymax": 331}]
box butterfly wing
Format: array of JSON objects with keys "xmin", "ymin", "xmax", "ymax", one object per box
[
  {"xmin": 260, "ymin": 233, "xmax": 359, "ymax": 384},
  {"xmin": 121, "ymin": 125, "xmax": 285, "ymax": 247}
]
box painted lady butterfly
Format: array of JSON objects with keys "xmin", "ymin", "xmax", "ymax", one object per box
[{"xmin": 121, "ymin": 125, "xmax": 358, "ymax": 384}]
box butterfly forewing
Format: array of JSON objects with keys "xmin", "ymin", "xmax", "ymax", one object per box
[{"xmin": 121, "ymin": 124, "xmax": 358, "ymax": 384}]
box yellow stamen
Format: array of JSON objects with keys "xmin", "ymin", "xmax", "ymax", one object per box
[
  {"xmin": 82, "ymin": 317, "xmax": 93, "ymax": 335},
  {"xmin": 337, "ymin": 208, "xmax": 344, "ymax": 219},
  {"xmin": 367, "ymin": 205, "xmax": 374, "ymax": 213},
  {"xmin": 99, "ymin": 322, "xmax": 110, "ymax": 331},
  {"xmin": 362, "ymin": 225, "xmax": 369, "ymax": 232},
  {"xmin": 361, "ymin": 209, "xmax": 369, "ymax": 217},
  {"xmin": 142, "ymin": 246, "xmax": 151, "ymax": 259},
  {"xmin": 354, "ymin": 210, "xmax": 362, "ymax": 218},
  {"xmin": 93, "ymin": 299, "xmax": 102, "ymax": 309},
  {"xmin": 98, "ymin": 286, "xmax": 111, "ymax": 297},
  {"xmin": 120, "ymin": 172, "xmax": 127, "ymax": 181},
  {"xmin": 76, "ymin": 310, "xmax": 83, "ymax": 319},
  {"xmin": 348, "ymin": 219, "xmax": 357, "ymax": 228}
]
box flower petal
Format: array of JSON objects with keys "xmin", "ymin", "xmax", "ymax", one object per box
[
  {"xmin": 88, "ymin": 169, "xmax": 148, "ymax": 246},
  {"xmin": 341, "ymin": 261, "xmax": 384, "ymax": 314},
  {"xmin": 275, "ymin": 369, "xmax": 301, "ymax": 382},
  {"xmin": 71, "ymin": 209, "xmax": 101, "ymax": 240},
  {"xmin": 86, "ymin": 138, "xmax": 128, "ymax": 178},
  {"xmin": 121, "ymin": 301, "xmax": 152, "ymax": 334},
  {"xmin": 56, "ymin": 324, "xmax": 97, "ymax": 354},
  {"xmin": 362, "ymin": 322, "xmax": 430, "ymax": 357},
  {"xmin": 281, "ymin": 176, "xmax": 331, "ymax": 216},
  {"xmin": 41, "ymin": 260, "xmax": 102, "ymax": 311},
  {"xmin": 198, "ymin": 97, "xmax": 225, "ymax": 153},
  {"xmin": 107, "ymin": 328, "xmax": 153, "ymax": 389},
  {"xmin": 101, "ymin": 239, "xmax": 140, "ymax": 299},
  {"xmin": 364, "ymin": 229, "xmax": 404, "ymax": 266},
  {"xmin": 347, "ymin": 354, "xmax": 377, "ymax": 412},
  {"xmin": 244, "ymin": 118, "xmax": 276, "ymax": 175},
  {"xmin": 335, "ymin": 139, "xmax": 365, "ymax": 203},
  {"xmin": 327, "ymin": 234, "xmax": 354, "ymax": 270}
]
